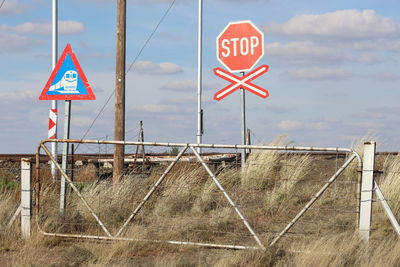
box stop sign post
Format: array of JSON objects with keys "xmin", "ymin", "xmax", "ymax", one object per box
[
  {"xmin": 216, "ymin": 20, "xmax": 264, "ymax": 73},
  {"xmin": 215, "ymin": 20, "xmax": 268, "ymax": 169}
]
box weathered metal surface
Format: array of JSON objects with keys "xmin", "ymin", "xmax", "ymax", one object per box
[{"xmin": 359, "ymin": 142, "xmax": 375, "ymax": 241}]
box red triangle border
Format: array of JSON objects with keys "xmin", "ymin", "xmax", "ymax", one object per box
[{"xmin": 39, "ymin": 43, "xmax": 96, "ymax": 101}]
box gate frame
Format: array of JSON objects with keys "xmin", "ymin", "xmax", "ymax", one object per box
[
  {"xmin": 35, "ymin": 139, "xmax": 365, "ymax": 249},
  {"xmin": 359, "ymin": 141, "xmax": 400, "ymax": 240}
]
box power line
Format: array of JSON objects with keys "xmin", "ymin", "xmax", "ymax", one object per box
[
  {"xmin": 125, "ymin": 0, "xmax": 176, "ymax": 75},
  {"xmin": 0, "ymin": 0, "xmax": 6, "ymax": 10},
  {"xmin": 75, "ymin": 0, "xmax": 176, "ymax": 152}
]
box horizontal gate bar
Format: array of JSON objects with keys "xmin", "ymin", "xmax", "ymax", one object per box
[
  {"xmin": 41, "ymin": 139, "xmax": 359, "ymax": 154},
  {"xmin": 39, "ymin": 232, "xmax": 260, "ymax": 250}
]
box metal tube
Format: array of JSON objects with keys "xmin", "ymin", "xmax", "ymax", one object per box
[
  {"xmin": 196, "ymin": 0, "xmax": 203, "ymax": 153},
  {"xmin": 39, "ymin": 232, "xmax": 259, "ymax": 250},
  {"xmin": 60, "ymin": 100, "xmax": 71, "ymax": 213},
  {"xmin": 6, "ymin": 205, "xmax": 21, "ymax": 230},
  {"xmin": 50, "ymin": 0, "xmax": 58, "ymax": 180},
  {"xmin": 115, "ymin": 146, "xmax": 189, "ymax": 237},
  {"xmin": 270, "ymin": 154, "xmax": 357, "ymax": 246},
  {"xmin": 374, "ymin": 181, "xmax": 400, "ymax": 237},
  {"xmin": 42, "ymin": 139, "xmax": 359, "ymax": 154},
  {"xmin": 190, "ymin": 147, "xmax": 266, "ymax": 250},
  {"xmin": 40, "ymin": 143, "xmax": 112, "ymax": 237},
  {"xmin": 240, "ymin": 72, "xmax": 246, "ymax": 170}
]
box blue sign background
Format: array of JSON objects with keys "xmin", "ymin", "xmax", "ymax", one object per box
[{"xmin": 46, "ymin": 54, "xmax": 89, "ymax": 96}]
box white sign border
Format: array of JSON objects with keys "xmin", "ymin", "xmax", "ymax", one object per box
[{"xmin": 216, "ymin": 20, "xmax": 265, "ymax": 73}]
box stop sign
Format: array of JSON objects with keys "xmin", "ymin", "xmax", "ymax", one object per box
[{"xmin": 217, "ymin": 20, "xmax": 264, "ymax": 73}]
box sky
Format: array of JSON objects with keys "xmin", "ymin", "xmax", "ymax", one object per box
[{"xmin": 1, "ymin": 0, "xmax": 400, "ymax": 153}]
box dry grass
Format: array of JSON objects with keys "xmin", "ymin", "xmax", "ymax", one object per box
[
  {"xmin": 264, "ymin": 154, "xmax": 312, "ymax": 209},
  {"xmin": 241, "ymin": 135, "xmax": 290, "ymax": 189},
  {"xmin": 1, "ymin": 138, "xmax": 400, "ymax": 266},
  {"xmin": 381, "ymin": 154, "xmax": 400, "ymax": 214}
]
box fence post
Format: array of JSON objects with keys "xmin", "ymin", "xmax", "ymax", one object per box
[
  {"xmin": 359, "ymin": 141, "xmax": 376, "ymax": 241},
  {"xmin": 21, "ymin": 158, "xmax": 32, "ymax": 239}
]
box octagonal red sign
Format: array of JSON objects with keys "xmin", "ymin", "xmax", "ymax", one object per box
[{"xmin": 216, "ymin": 20, "xmax": 264, "ymax": 73}]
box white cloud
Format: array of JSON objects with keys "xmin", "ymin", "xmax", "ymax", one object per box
[
  {"xmin": 350, "ymin": 121, "xmax": 383, "ymax": 129},
  {"xmin": 3, "ymin": 21, "xmax": 85, "ymax": 35},
  {"xmin": 0, "ymin": 32, "xmax": 37, "ymax": 52},
  {"xmin": 287, "ymin": 67, "xmax": 352, "ymax": 81},
  {"xmin": 132, "ymin": 61, "xmax": 183, "ymax": 75},
  {"xmin": 0, "ymin": 89, "xmax": 36, "ymax": 100},
  {"xmin": 266, "ymin": 41, "xmax": 351, "ymax": 64},
  {"xmin": 266, "ymin": 9, "xmax": 400, "ymax": 40},
  {"xmin": 367, "ymin": 72, "xmax": 400, "ymax": 81},
  {"xmin": 265, "ymin": 41, "xmax": 384, "ymax": 65}
]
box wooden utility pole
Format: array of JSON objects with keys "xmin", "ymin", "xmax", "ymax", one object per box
[{"xmin": 113, "ymin": 0, "xmax": 126, "ymax": 185}]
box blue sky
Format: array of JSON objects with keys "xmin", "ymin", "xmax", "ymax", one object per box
[{"xmin": 1, "ymin": 0, "xmax": 400, "ymax": 153}]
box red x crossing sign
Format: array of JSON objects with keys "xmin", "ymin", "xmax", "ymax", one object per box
[{"xmin": 213, "ymin": 64, "xmax": 270, "ymax": 101}]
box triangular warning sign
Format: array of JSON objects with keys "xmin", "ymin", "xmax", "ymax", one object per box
[{"xmin": 39, "ymin": 44, "xmax": 96, "ymax": 100}]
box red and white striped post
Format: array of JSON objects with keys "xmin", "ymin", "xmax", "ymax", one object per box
[
  {"xmin": 49, "ymin": 108, "xmax": 57, "ymax": 180},
  {"xmin": 48, "ymin": 109, "xmax": 57, "ymax": 139}
]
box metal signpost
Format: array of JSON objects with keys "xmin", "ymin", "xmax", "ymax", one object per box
[
  {"xmin": 197, "ymin": 0, "xmax": 203, "ymax": 153},
  {"xmin": 50, "ymin": 0, "xmax": 58, "ymax": 181},
  {"xmin": 214, "ymin": 21, "xmax": 269, "ymax": 168},
  {"xmin": 39, "ymin": 43, "xmax": 96, "ymax": 213}
]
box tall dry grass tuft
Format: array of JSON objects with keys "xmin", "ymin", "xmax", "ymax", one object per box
[
  {"xmin": 214, "ymin": 245, "xmax": 287, "ymax": 267},
  {"xmin": 153, "ymin": 164, "xmax": 207, "ymax": 217},
  {"xmin": 265, "ymin": 154, "xmax": 311, "ymax": 208},
  {"xmin": 344, "ymin": 134, "xmax": 378, "ymax": 181},
  {"xmin": 291, "ymin": 234, "xmax": 361, "ymax": 266},
  {"xmin": 70, "ymin": 173, "xmax": 146, "ymax": 227},
  {"xmin": 350, "ymin": 133, "xmax": 379, "ymax": 156},
  {"xmin": 241, "ymin": 135, "xmax": 290, "ymax": 189},
  {"xmin": 381, "ymin": 154, "xmax": 400, "ymax": 214},
  {"xmin": 0, "ymin": 190, "xmax": 23, "ymax": 253},
  {"xmin": 192, "ymin": 168, "xmax": 241, "ymax": 214},
  {"xmin": 0, "ymin": 190, "xmax": 18, "ymax": 225},
  {"xmin": 291, "ymin": 234, "xmax": 400, "ymax": 267}
]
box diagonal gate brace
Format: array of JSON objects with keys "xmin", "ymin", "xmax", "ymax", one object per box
[{"xmin": 40, "ymin": 143, "xmax": 112, "ymax": 237}]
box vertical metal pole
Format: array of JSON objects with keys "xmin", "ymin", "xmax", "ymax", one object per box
[
  {"xmin": 140, "ymin": 121, "xmax": 145, "ymax": 176},
  {"xmin": 21, "ymin": 158, "xmax": 31, "ymax": 239},
  {"xmin": 60, "ymin": 100, "xmax": 71, "ymax": 213},
  {"xmin": 240, "ymin": 72, "xmax": 246, "ymax": 170},
  {"xmin": 196, "ymin": 0, "xmax": 203, "ymax": 154},
  {"xmin": 246, "ymin": 128, "xmax": 251, "ymax": 154},
  {"xmin": 359, "ymin": 141, "xmax": 376, "ymax": 241},
  {"xmin": 113, "ymin": 0, "xmax": 126, "ymax": 185},
  {"xmin": 71, "ymin": 144, "xmax": 75, "ymax": 182},
  {"xmin": 51, "ymin": 0, "xmax": 58, "ymax": 180}
]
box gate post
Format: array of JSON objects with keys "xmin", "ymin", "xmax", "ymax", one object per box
[
  {"xmin": 359, "ymin": 141, "xmax": 376, "ymax": 241},
  {"xmin": 21, "ymin": 158, "xmax": 32, "ymax": 239}
]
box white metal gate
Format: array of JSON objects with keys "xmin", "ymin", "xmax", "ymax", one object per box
[{"xmin": 32, "ymin": 139, "xmax": 398, "ymax": 249}]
